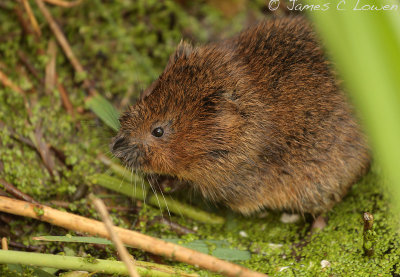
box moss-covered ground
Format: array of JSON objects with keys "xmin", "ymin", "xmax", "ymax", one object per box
[{"xmin": 0, "ymin": 1, "xmax": 399, "ymax": 276}]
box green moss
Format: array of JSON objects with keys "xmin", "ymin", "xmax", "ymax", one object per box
[{"xmin": 1, "ymin": 1, "xmax": 399, "ymax": 276}]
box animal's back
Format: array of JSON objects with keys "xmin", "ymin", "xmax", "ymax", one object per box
[{"xmin": 221, "ymin": 17, "xmax": 370, "ymax": 214}]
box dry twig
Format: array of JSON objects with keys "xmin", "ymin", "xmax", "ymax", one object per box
[
  {"xmin": 14, "ymin": 5, "xmax": 36, "ymax": 38},
  {"xmin": 0, "ymin": 179, "xmax": 38, "ymax": 204},
  {"xmin": 17, "ymin": 49, "xmax": 74, "ymax": 116},
  {"xmin": 18, "ymin": 51, "xmax": 43, "ymax": 82},
  {"xmin": 21, "ymin": 0, "xmax": 42, "ymax": 38},
  {"xmin": 152, "ymin": 217, "xmax": 196, "ymax": 235},
  {"xmin": 0, "ymin": 69, "xmax": 32, "ymax": 116},
  {"xmin": 90, "ymin": 194, "xmax": 140, "ymax": 277},
  {"xmin": 56, "ymin": 73, "xmax": 75, "ymax": 116},
  {"xmin": 0, "ymin": 120, "xmax": 34, "ymax": 148},
  {"xmin": 0, "ymin": 196, "xmax": 267, "ymax": 277},
  {"xmin": 1, "ymin": 238, "xmax": 8, "ymax": 250},
  {"xmin": 29, "ymin": 127, "xmax": 57, "ymax": 177},
  {"xmin": 34, "ymin": 0, "xmax": 83, "ymax": 73},
  {"xmin": 45, "ymin": 40, "xmax": 57, "ymax": 95},
  {"xmin": 43, "ymin": 0, "xmax": 83, "ymax": 8},
  {"xmin": 0, "ymin": 69, "xmax": 26, "ymax": 97},
  {"xmin": 34, "ymin": 0, "xmax": 96, "ymax": 96}
]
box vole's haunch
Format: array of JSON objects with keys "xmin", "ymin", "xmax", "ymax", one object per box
[{"xmin": 111, "ymin": 17, "xmax": 370, "ymax": 215}]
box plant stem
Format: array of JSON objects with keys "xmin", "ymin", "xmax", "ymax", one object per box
[
  {"xmin": 98, "ymin": 153, "xmax": 131, "ymax": 179},
  {"xmin": 90, "ymin": 194, "xmax": 140, "ymax": 277},
  {"xmin": 0, "ymin": 250, "xmax": 179, "ymax": 277},
  {"xmin": 92, "ymin": 173, "xmax": 225, "ymax": 225},
  {"xmin": 363, "ymin": 212, "xmax": 375, "ymax": 257},
  {"xmin": 0, "ymin": 196, "xmax": 264, "ymax": 277}
]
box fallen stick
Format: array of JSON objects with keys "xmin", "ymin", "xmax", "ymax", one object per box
[
  {"xmin": 44, "ymin": 39, "xmax": 57, "ymax": 95},
  {"xmin": 0, "ymin": 68, "xmax": 33, "ymax": 118},
  {"xmin": 90, "ymin": 194, "xmax": 140, "ymax": 277},
  {"xmin": 34, "ymin": 0, "xmax": 84, "ymax": 74},
  {"xmin": 56, "ymin": 73, "xmax": 75, "ymax": 116},
  {"xmin": 21, "ymin": 0, "xmax": 42, "ymax": 38},
  {"xmin": 0, "ymin": 179, "xmax": 38, "ymax": 204},
  {"xmin": 17, "ymin": 51, "xmax": 43, "ymax": 82},
  {"xmin": 0, "ymin": 69, "xmax": 26, "ymax": 96},
  {"xmin": 16, "ymin": 13, "xmax": 74, "ymax": 115},
  {"xmin": 43, "ymin": 0, "xmax": 83, "ymax": 8},
  {"xmin": 0, "ymin": 196, "xmax": 266, "ymax": 277},
  {"xmin": 1, "ymin": 238, "xmax": 7, "ymax": 250},
  {"xmin": 34, "ymin": 0, "xmax": 96, "ymax": 96}
]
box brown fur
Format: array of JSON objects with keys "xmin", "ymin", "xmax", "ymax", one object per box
[{"xmin": 111, "ymin": 17, "xmax": 370, "ymax": 215}]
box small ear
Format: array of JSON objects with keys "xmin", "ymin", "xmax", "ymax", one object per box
[
  {"xmin": 140, "ymin": 78, "xmax": 159, "ymax": 100},
  {"xmin": 174, "ymin": 40, "xmax": 193, "ymax": 60},
  {"xmin": 166, "ymin": 40, "xmax": 193, "ymax": 69},
  {"xmin": 141, "ymin": 41, "xmax": 193, "ymax": 100}
]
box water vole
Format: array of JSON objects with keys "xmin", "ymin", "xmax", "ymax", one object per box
[{"xmin": 111, "ymin": 17, "xmax": 370, "ymax": 215}]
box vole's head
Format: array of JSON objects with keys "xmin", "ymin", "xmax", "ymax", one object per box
[{"xmin": 111, "ymin": 42, "xmax": 247, "ymax": 179}]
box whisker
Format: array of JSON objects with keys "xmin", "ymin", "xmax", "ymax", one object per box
[
  {"xmin": 104, "ymin": 167, "xmax": 113, "ymax": 176},
  {"xmin": 141, "ymin": 176, "xmax": 146, "ymax": 206},
  {"xmin": 154, "ymin": 178, "xmax": 172, "ymax": 220},
  {"xmin": 118, "ymin": 165, "xmax": 128, "ymax": 191},
  {"xmin": 103, "ymin": 149, "xmax": 114, "ymax": 156},
  {"xmin": 134, "ymin": 168, "xmax": 138, "ymax": 203},
  {"xmin": 148, "ymin": 175, "xmax": 164, "ymax": 220},
  {"xmin": 130, "ymin": 167, "xmax": 135, "ymax": 205}
]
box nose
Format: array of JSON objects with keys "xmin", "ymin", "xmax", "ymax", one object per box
[{"xmin": 111, "ymin": 137, "xmax": 127, "ymax": 152}]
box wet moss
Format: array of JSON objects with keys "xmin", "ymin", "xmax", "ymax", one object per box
[{"xmin": 0, "ymin": 1, "xmax": 399, "ymax": 276}]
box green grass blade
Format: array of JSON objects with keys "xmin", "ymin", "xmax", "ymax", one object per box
[
  {"xmin": 35, "ymin": 236, "xmax": 250, "ymax": 261},
  {"xmin": 86, "ymin": 94, "xmax": 120, "ymax": 131},
  {"xmin": 34, "ymin": 236, "xmax": 112, "ymax": 245},
  {"xmin": 91, "ymin": 174, "xmax": 225, "ymax": 224},
  {"xmin": 164, "ymin": 239, "xmax": 251, "ymax": 261},
  {"xmin": 306, "ymin": 0, "xmax": 400, "ymax": 210}
]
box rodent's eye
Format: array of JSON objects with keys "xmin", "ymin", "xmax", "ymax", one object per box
[{"xmin": 151, "ymin": 127, "xmax": 164, "ymax": 137}]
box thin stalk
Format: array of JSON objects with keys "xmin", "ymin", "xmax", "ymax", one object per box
[
  {"xmin": 363, "ymin": 212, "xmax": 375, "ymax": 257},
  {"xmin": 0, "ymin": 250, "xmax": 182, "ymax": 277},
  {"xmin": 90, "ymin": 194, "xmax": 140, "ymax": 277},
  {"xmin": 0, "ymin": 196, "xmax": 265, "ymax": 277},
  {"xmin": 92, "ymin": 173, "xmax": 225, "ymax": 225},
  {"xmin": 98, "ymin": 153, "xmax": 131, "ymax": 180}
]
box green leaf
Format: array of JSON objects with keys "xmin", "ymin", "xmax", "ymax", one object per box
[
  {"xmin": 34, "ymin": 236, "xmax": 112, "ymax": 245},
  {"xmin": 164, "ymin": 239, "xmax": 251, "ymax": 261},
  {"xmin": 6, "ymin": 264, "xmax": 56, "ymax": 277},
  {"xmin": 60, "ymin": 271, "xmax": 91, "ymax": 277},
  {"xmin": 86, "ymin": 94, "xmax": 120, "ymax": 131},
  {"xmin": 34, "ymin": 236, "xmax": 250, "ymax": 261}
]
